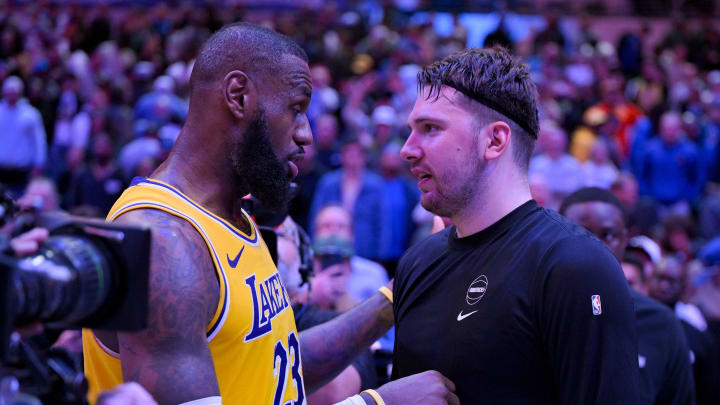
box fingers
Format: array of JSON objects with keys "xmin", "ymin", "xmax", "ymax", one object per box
[
  {"xmin": 446, "ymin": 392, "xmax": 461, "ymax": 405},
  {"xmin": 10, "ymin": 227, "xmax": 49, "ymax": 257},
  {"xmin": 10, "ymin": 239, "xmax": 40, "ymax": 256},
  {"xmin": 439, "ymin": 373, "xmax": 456, "ymax": 393},
  {"xmin": 431, "ymin": 216, "xmax": 446, "ymax": 234}
]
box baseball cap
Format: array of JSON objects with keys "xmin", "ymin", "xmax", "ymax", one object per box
[
  {"xmin": 313, "ymin": 236, "xmax": 354, "ymax": 258},
  {"xmin": 628, "ymin": 235, "xmax": 662, "ymax": 265},
  {"xmin": 313, "ymin": 236, "xmax": 354, "ymax": 270}
]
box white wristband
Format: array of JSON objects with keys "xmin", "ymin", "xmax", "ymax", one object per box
[
  {"xmin": 334, "ymin": 394, "xmax": 367, "ymax": 405},
  {"xmin": 179, "ymin": 396, "xmax": 222, "ymax": 405}
]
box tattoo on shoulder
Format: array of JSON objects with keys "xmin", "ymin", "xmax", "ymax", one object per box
[{"xmin": 114, "ymin": 209, "xmax": 220, "ymax": 399}]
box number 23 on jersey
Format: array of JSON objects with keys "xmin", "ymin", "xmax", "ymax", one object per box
[{"xmin": 273, "ymin": 331, "xmax": 305, "ymax": 405}]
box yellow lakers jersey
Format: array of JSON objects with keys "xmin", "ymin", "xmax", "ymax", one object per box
[{"xmin": 81, "ymin": 177, "xmax": 305, "ymax": 404}]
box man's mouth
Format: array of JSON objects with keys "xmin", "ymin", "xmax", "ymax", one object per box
[
  {"xmin": 411, "ymin": 167, "xmax": 433, "ymax": 188},
  {"xmin": 287, "ymin": 151, "xmax": 305, "ymax": 178}
]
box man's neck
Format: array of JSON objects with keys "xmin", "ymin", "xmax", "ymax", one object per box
[
  {"xmin": 452, "ymin": 170, "xmax": 532, "ymax": 238},
  {"xmin": 151, "ymin": 129, "xmax": 240, "ymax": 222}
]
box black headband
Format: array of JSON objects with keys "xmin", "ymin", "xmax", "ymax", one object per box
[{"xmin": 450, "ymin": 84, "xmax": 538, "ymax": 139}]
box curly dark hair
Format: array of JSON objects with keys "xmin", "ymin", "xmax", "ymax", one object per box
[{"xmin": 417, "ymin": 47, "xmax": 539, "ymax": 170}]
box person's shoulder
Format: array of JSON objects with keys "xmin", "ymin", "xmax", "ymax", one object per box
[
  {"xmin": 633, "ymin": 290, "xmax": 677, "ymax": 322},
  {"xmin": 363, "ymin": 170, "xmax": 384, "ymax": 186},
  {"xmin": 396, "ymin": 227, "xmax": 450, "ymax": 277},
  {"xmin": 531, "ymin": 208, "xmax": 620, "ymax": 271},
  {"xmin": 560, "ymin": 154, "xmax": 581, "ymax": 167},
  {"xmin": 113, "ymin": 209, "xmax": 207, "ymax": 265},
  {"xmin": 318, "ymin": 169, "xmax": 343, "ymax": 184},
  {"xmin": 680, "ymin": 139, "xmax": 700, "ymax": 155},
  {"xmin": 351, "ymin": 255, "xmax": 387, "ymax": 277},
  {"xmin": 20, "ymin": 101, "xmax": 43, "ymax": 120},
  {"xmin": 532, "ymin": 207, "xmax": 602, "ymax": 245}
]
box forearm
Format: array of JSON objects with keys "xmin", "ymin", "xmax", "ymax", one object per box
[{"xmin": 300, "ymin": 292, "xmax": 393, "ymax": 392}]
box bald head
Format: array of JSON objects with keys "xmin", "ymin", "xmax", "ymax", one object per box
[{"xmin": 190, "ymin": 22, "xmax": 308, "ymax": 91}]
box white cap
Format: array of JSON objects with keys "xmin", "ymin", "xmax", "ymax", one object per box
[{"xmin": 628, "ymin": 235, "xmax": 662, "ymax": 264}]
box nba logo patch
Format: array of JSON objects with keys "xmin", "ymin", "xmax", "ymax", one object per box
[{"xmin": 591, "ymin": 295, "xmax": 602, "ymax": 315}]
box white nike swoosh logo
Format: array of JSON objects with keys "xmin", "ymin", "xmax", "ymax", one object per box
[{"xmin": 457, "ymin": 310, "xmax": 479, "ymax": 321}]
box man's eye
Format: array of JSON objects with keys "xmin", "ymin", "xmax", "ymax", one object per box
[{"xmin": 425, "ymin": 124, "xmax": 439, "ymax": 132}]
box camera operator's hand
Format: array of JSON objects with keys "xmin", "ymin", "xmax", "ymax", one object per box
[
  {"xmin": 97, "ymin": 382, "xmax": 158, "ymax": 405},
  {"xmin": 373, "ymin": 370, "xmax": 459, "ymax": 405},
  {"xmin": 10, "ymin": 227, "xmax": 48, "ymax": 256}
]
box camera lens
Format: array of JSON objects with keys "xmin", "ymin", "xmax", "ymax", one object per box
[{"xmin": 13, "ymin": 235, "xmax": 114, "ymax": 326}]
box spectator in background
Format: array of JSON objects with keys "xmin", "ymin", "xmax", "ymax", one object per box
[
  {"xmin": 611, "ymin": 172, "xmax": 640, "ymax": 211},
  {"xmin": 313, "ymin": 113, "xmax": 341, "ymax": 170},
  {"xmin": 46, "ymin": 73, "xmax": 81, "ymax": 181},
  {"xmin": 65, "ymin": 88, "xmax": 111, "ymax": 171},
  {"xmin": 639, "ymin": 111, "xmax": 702, "ymax": 210},
  {"xmin": 581, "ymin": 137, "xmax": 619, "ymax": 188},
  {"xmin": 276, "ymin": 234, "xmax": 378, "ymax": 405},
  {"xmin": 134, "ymin": 75, "xmax": 187, "ymax": 126},
  {"xmin": 118, "ymin": 121, "xmax": 164, "ymax": 179},
  {"xmin": 310, "ymin": 236, "xmax": 355, "ymax": 311},
  {"xmin": 289, "ymin": 144, "xmax": 328, "ymax": 231},
  {"xmin": 649, "ymin": 256, "xmax": 720, "ymax": 405},
  {"xmin": 483, "ymin": 13, "xmax": 513, "ymax": 51},
  {"xmin": 307, "ymin": 64, "xmax": 340, "ymax": 123},
  {"xmin": 621, "ymin": 252, "xmax": 649, "ymax": 294},
  {"xmin": 377, "ymin": 142, "xmax": 418, "ymax": 275},
  {"xmin": 16, "ymin": 176, "xmax": 60, "ymax": 215},
  {"xmin": 661, "ymin": 216, "xmax": 698, "ymax": 261},
  {"xmin": 697, "ymin": 96, "xmax": 720, "ymax": 184},
  {"xmin": 313, "ymin": 204, "xmax": 388, "ymax": 303},
  {"xmin": 617, "ymin": 25, "xmax": 646, "ymax": 80},
  {"xmin": 559, "ymin": 187, "xmax": 696, "ymax": 405},
  {"xmin": 67, "ymin": 133, "xmax": 126, "ymax": 217},
  {"xmin": 0, "ymin": 76, "xmax": 47, "ymax": 195},
  {"xmin": 533, "ymin": 13, "xmax": 566, "ymax": 54},
  {"xmin": 370, "ymin": 105, "xmax": 399, "ymax": 158},
  {"xmin": 311, "ymin": 138, "xmax": 385, "ymax": 261},
  {"xmin": 529, "ymin": 122, "xmax": 583, "ymax": 209}
]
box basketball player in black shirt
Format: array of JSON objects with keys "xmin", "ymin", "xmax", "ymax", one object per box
[
  {"xmin": 560, "ymin": 187, "xmax": 695, "ymax": 404},
  {"xmin": 394, "ymin": 47, "xmax": 640, "ymax": 404}
]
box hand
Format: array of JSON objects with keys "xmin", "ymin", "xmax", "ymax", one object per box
[
  {"xmin": 10, "ymin": 227, "xmax": 49, "ymax": 256},
  {"xmin": 375, "ymin": 370, "xmax": 459, "ymax": 405},
  {"xmin": 97, "ymin": 382, "xmax": 158, "ymax": 405}
]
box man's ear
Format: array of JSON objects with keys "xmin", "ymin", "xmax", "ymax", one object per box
[
  {"xmin": 483, "ymin": 121, "xmax": 512, "ymax": 161},
  {"xmin": 224, "ymin": 70, "xmax": 256, "ymax": 121}
]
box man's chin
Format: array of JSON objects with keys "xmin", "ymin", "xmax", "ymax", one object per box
[
  {"xmin": 421, "ymin": 194, "xmax": 453, "ymax": 218},
  {"xmin": 253, "ymin": 188, "xmax": 291, "ymax": 213}
]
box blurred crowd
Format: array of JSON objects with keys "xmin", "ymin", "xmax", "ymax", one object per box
[{"xmin": 1, "ymin": 0, "xmax": 720, "ymax": 402}]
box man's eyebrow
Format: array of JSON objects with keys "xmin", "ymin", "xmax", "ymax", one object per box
[{"xmin": 410, "ymin": 116, "xmax": 448, "ymax": 126}]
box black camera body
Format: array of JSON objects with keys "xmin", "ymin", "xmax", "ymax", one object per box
[
  {"xmin": 0, "ymin": 182, "xmax": 151, "ymax": 404},
  {"xmin": 1, "ymin": 213, "xmax": 151, "ymax": 359}
]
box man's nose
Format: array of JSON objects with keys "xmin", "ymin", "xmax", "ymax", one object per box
[{"xmin": 401, "ymin": 131, "xmax": 422, "ymax": 162}]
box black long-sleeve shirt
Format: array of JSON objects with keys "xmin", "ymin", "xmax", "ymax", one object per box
[{"xmin": 392, "ymin": 201, "xmax": 640, "ymax": 404}]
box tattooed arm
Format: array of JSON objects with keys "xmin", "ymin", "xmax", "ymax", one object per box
[
  {"xmin": 112, "ymin": 209, "xmax": 221, "ymax": 403},
  {"xmin": 299, "ymin": 283, "xmax": 394, "ymax": 392}
]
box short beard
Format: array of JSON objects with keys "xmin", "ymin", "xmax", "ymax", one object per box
[
  {"xmin": 231, "ymin": 112, "xmax": 291, "ymax": 212},
  {"xmin": 421, "ymin": 138, "xmax": 484, "ymax": 218}
]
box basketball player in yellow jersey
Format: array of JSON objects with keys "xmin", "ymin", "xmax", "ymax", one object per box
[{"xmin": 81, "ymin": 23, "xmax": 458, "ymax": 405}]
